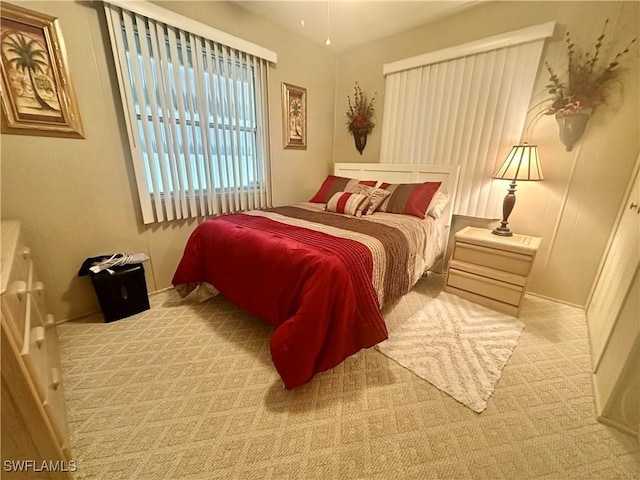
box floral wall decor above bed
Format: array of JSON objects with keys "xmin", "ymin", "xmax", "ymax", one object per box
[
  {"xmin": 540, "ymin": 19, "xmax": 636, "ymax": 152},
  {"xmin": 346, "ymin": 82, "xmax": 376, "ymax": 154}
]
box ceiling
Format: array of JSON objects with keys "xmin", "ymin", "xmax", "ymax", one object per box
[{"xmin": 234, "ymin": 1, "xmax": 481, "ymax": 52}]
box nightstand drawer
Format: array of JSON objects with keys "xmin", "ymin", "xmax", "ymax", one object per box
[
  {"xmin": 447, "ymin": 268, "xmax": 523, "ymax": 306},
  {"xmin": 449, "ymin": 259, "xmax": 526, "ymax": 287},
  {"xmin": 444, "ymin": 286, "xmax": 519, "ymax": 317},
  {"xmin": 454, "ymin": 241, "xmax": 533, "ymax": 276}
]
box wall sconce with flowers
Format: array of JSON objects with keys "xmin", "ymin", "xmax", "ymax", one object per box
[
  {"xmin": 346, "ymin": 83, "xmax": 376, "ymax": 154},
  {"xmin": 540, "ymin": 20, "xmax": 636, "ymax": 151}
]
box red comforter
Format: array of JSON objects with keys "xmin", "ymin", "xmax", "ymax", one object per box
[{"xmin": 172, "ymin": 206, "xmax": 415, "ymax": 389}]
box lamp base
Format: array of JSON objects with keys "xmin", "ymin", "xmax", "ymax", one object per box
[
  {"xmin": 493, "ymin": 180, "xmax": 517, "ymax": 237},
  {"xmin": 492, "ymin": 226, "xmax": 513, "ymax": 237}
]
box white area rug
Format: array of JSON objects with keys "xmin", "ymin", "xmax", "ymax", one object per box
[{"xmin": 377, "ymin": 292, "xmax": 525, "ymax": 413}]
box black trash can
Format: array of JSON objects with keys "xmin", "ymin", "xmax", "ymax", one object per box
[{"xmin": 88, "ymin": 263, "xmax": 150, "ymax": 322}]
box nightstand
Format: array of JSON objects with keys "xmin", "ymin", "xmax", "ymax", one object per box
[{"xmin": 445, "ymin": 226, "xmax": 541, "ymax": 316}]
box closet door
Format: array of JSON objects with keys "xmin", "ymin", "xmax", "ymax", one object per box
[
  {"xmin": 587, "ymin": 154, "xmax": 640, "ymax": 436},
  {"xmin": 587, "ymin": 160, "xmax": 639, "ymax": 365}
]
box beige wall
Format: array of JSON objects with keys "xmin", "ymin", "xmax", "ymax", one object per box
[
  {"xmin": 334, "ymin": 1, "xmax": 640, "ymax": 306},
  {"xmin": 1, "ymin": 1, "xmax": 337, "ymax": 320},
  {"xmin": 2, "ymin": 1, "xmax": 638, "ymax": 320}
]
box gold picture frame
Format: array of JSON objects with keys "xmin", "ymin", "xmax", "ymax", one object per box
[
  {"xmin": 282, "ymin": 82, "xmax": 306, "ymax": 149},
  {"xmin": 0, "ymin": 3, "xmax": 84, "ymax": 138}
]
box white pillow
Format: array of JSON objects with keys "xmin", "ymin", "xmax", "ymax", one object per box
[{"xmin": 427, "ymin": 191, "xmax": 449, "ymax": 219}]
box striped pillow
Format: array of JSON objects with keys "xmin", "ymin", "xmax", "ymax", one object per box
[
  {"xmin": 377, "ymin": 182, "xmax": 442, "ymax": 219},
  {"xmin": 309, "ymin": 175, "xmax": 377, "ymax": 203},
  {"xmin": 325, "ymin": 191, "xmax": 371, "ymax": 217},
  {"xmin": 353, "ymin": 184, "xmax": 392, "ymax": 215}
]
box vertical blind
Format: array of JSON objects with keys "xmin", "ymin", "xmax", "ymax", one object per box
[
  {"xmin": 104, "ymin": 2, "xmax": 274, "ymax": 224},
  {"xmin": 380, "ymin": 23, "xmax": 553, "ymax": 219}
]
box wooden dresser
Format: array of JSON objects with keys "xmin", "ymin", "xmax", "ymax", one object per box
[
  {"xmin": 445, "ymin": 226, "xmax": 541, "ymax": 317},
  {"xmin": 1, "ymin": 220, "xmax": 74, "ymax": 479}
]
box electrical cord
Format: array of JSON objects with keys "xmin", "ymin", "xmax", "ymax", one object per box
[{"xmin": 89, "ymin": 252, "xmax": 149, "ymax": 274}]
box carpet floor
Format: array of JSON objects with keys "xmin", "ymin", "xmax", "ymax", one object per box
[{"xmin": 58, "ymin": 273, "xmax": 639, "ymax": 479}]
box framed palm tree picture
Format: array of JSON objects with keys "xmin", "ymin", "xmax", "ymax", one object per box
[
  {"xmin": 0, "ymin": 3, "xmax": 84, "ymax": 138},
  {"xmin": 282, "ymin": 82, "xmax": 306, "ymax": 149}
]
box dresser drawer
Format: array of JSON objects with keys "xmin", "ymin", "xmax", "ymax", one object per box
[
  {"xmin": 1, "ymin": 220, "xmax": 74, "ymax": 468},
  {"xmin": 42, "ymin": 307, "xmax": 70, "ymax": 448},
  {"xmin": 43, "ymin": 366, "xmax": 70, "ymax": 446},
  {"xmin": 453, "ymin": 241, "xmax": 533, "ymax": 276},
  {"xmin": 2, "ymin": 280, "xmax": 28, "ymax": 347},
  {"xmin": 30, "ymin": 278, "xmax": 46, "ymax": 316},
  {"xmin": 1, "ymin": 231, "xmax": 31, "ymax": 337},
  {"xmin": 44, "ymin": 314, "xmax": 63, "ymax": 371},
  {"xmin": 3, "ymin": 238, "xmax": 31, "ymax": 291},
  {"xmin": 21, "ymin": 293, "xmax": 49, "ymax": 401},
  {"xmin": 447, "ymin": 268, "xmax": 524, "ymax": 306}
]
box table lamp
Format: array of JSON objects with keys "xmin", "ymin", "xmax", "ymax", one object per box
[{"xmin": 491, "ymin": 143, "xmax": 543, "ymax": 236}]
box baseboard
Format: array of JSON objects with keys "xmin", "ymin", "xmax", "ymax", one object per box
[
  {"xmin": 525, "ymin": 291, "xmax": 585, "ymax": 310},
  {"xmin": 56, "ymin": 310, "xmax": 101, "ymax": 325},
  {"xmin": 597, "ymin": 415, "xmax": 639, "ymax": 438},
  {"xmin": 151, "ymin": 286, "xmax": 174, "ymax": 294},
  {"xmin": 56, "ymin": 285, "xmax": 175, "ymax": 325},
  {"xmin": 591, "ymin": 373, "xmax": 639, "ymax": 438}
]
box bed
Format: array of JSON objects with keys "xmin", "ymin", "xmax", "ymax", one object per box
[{"xmin": 172, "ymin": 163, "xmax": 460, "ymax": 389}]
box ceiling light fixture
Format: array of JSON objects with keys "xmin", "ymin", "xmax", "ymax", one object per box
[{"xmin": 325, "ymin": 1, "xmax": 331, "ymax": 46}]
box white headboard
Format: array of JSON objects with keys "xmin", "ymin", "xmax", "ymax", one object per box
[{"xmin": 334, "ymin": 162, "xmax": 461, "ymax": 270}]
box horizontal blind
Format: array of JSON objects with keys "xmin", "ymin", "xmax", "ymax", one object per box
[
  {"xmin": 381, "ymin": 27, "xmax": 551, "ymax": 219},
  {"xmin": 105, "ymin": 3, "xmax": 272, "ymax": 223}
]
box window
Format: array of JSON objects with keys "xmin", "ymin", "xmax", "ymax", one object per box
[
  {"xmin": 105, "ymin": 2, "xmax": 276, "ymax": 223},
  {"xmin": 380, "ymin": 23, "xmax": 554, "ymax": 219}
]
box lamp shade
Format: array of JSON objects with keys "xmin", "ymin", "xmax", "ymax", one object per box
[{"xmin": 493, "ymin": 144, "xmax": 544, "ymax": 181}]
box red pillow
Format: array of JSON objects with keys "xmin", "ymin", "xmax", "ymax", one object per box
[
  {"xmin": 309, "ymin": 175, "xmax": 377, "ymax": 203},
  {"xmin": 378, "ymin": 182, "xmax": 442, "ymax": 219}
]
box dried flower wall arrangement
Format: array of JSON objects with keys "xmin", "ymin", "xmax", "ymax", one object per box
[
  {"xmin": 532, "ymin": 20, "xmax": 636, "ymax": 151},
  {"xmin": 346, "ymin": 83, "xmax": 376, "ymax": 154},
  {"xmin": 544, "ymin": 19, "xmax": 636, "ymax": 117}
]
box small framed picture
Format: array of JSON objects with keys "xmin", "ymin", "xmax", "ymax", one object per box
[
  {"xmin": 281, "ymin": 82, "xmax": 306, "ymax": 150},
  {"xmin": 0, "ymin": 2, "xmax": 84, "ymax": 138}
]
